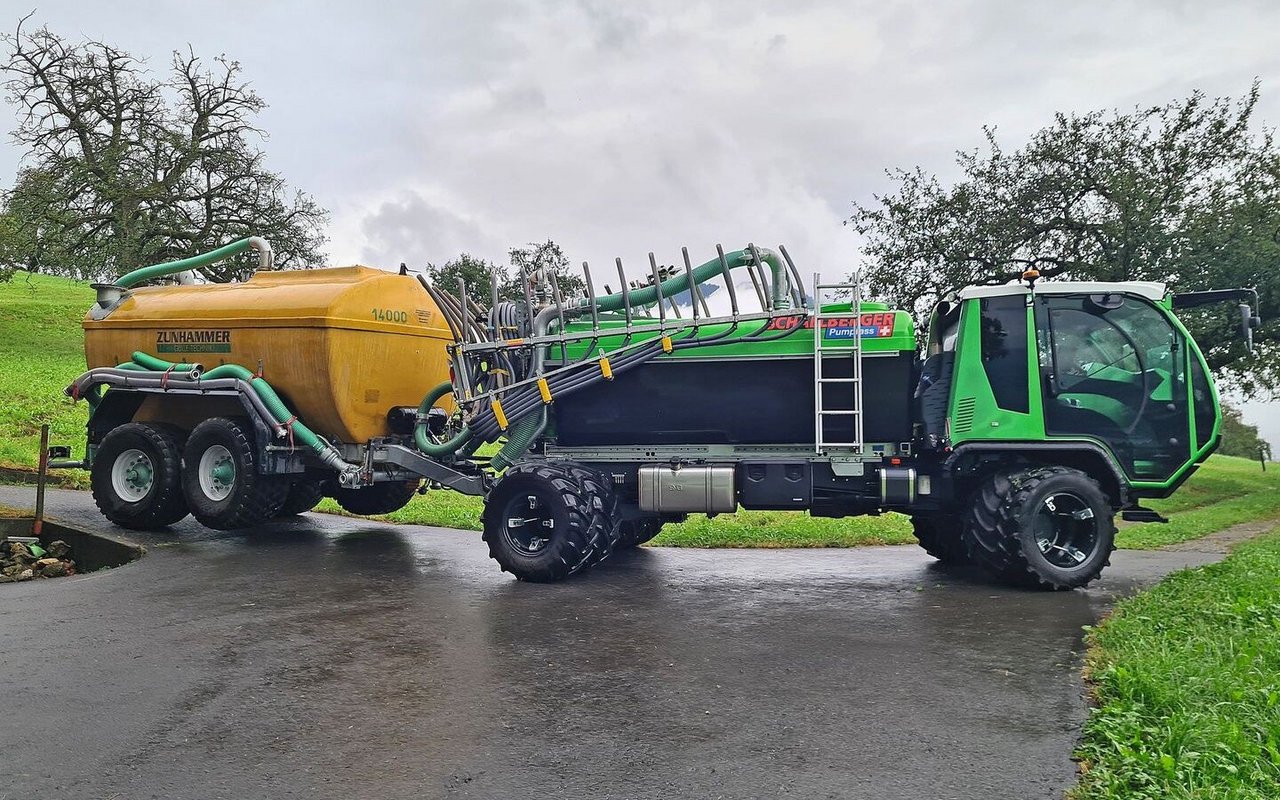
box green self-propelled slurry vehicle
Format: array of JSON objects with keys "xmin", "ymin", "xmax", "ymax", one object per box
[
  {"xmin": 65, "ymin": 239, "xmax": 1260, "ymax": 589},
  {"xmin": 425, "ymin": 245, "xmax": 1259, "ymax": 588}
]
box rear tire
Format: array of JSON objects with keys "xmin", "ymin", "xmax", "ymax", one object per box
[
  {"xmin": 910, "ymin": 514, "xmax": 967, "ymax": 564},
  {"xmin": 277, "ymin": 480, "xmax": 327, "ymax": 516},
  {"xmin": 481, "ymin": 461, "xmax": 619, "ymax": 581},
  {"xmin": 332, "ymin": 480, "xmax": 420, "ymax": 516},
  {"xmin": 91, "ymin": 422, "xmax": 189, "ymax": 530},
  {"xmin": 963, "ymin": 466, "xmax": 1115, "ymax": 590},
  {"xmin": 182, "ymin": 417, "xmax": 288, "ymax": 530}
]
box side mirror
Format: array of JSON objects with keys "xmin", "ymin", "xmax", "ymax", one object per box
[{"xmin": 1239, "ymin": 302, "xmax": 1260, "ymax": 354}]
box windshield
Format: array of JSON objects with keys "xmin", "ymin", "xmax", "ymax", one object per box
[{"xmin": 1038, "ymin": 294, "xmax": 1189, "ymax": 481}]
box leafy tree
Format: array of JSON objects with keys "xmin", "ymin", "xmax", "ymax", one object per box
[
  {"xmin": 425, "ymin": 241, "xmax": 589, "ymax": 310},
  {"xmin": 1218, "ymin": 402, "xmax": 1273, "ymax": 461},
  {"xmin": 851, "ymin": 86, "xmax": 1278, "ymax": 397},
  {"xmin": 0, "ymin": 19, "xmax": 327, "ymax": 283},
  {"xmin": 508, "ymin": 240, "xmax": 586, "ymax": 301},
  {"xmin": 425, "ymin": 253, "xmax": 504, "ymax": 307}
]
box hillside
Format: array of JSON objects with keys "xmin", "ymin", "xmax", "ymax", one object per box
[{"xmin": 0, "ymin": 272, "xmax": 93, "ymax": 477}]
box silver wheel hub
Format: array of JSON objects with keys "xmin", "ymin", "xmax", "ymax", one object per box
[
  {"xmin": 111, "ymin": 448, "xmax": 154, "ymax": 503},
  {"xmin": 1034, "ymin": 492, "xmax": 1097, "ymax": 567},
  {"xmin": 198, "ymin": 445, "xmax": 235, "ymax": 502}
]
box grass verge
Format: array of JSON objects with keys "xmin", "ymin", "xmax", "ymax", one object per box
[
  {"xmin": 1073, "ymin": 526, "xmax": 1280, "ymax": 799},
  {"xmin": 1118, "ymin": 456, "xmax": 1280, "ymax": 549}
]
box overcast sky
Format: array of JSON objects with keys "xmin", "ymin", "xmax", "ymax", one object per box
[{"xmin": 2, "ymin": 0, "xmax": 1277, "ymax": 446}]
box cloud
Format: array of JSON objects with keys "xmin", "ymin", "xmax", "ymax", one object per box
[
  {"xmin": 359, "ymin": 190, "xmax": 504, "ymax": 268},
  {"xmin": 327, "ymin": 0, "xmax": 1280, "ymax": 286}
]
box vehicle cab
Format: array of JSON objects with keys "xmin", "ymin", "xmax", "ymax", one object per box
[{"xmin": 925, "ymin": 280, "xmax": 1223, "ymax": 497}]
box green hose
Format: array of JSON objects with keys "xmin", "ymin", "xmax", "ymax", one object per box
[
  {"xmin": 413, "ymin": 381, "xmax": 474, "ymax": 457},
  {"xmin": 587, "ymin": 247, "xmax": 791, "ymax": 313},
  {"xmin": 115, "ymin": 239, "xmax": 262, "ymax": 289},
  {"xmin": 129, "ymin": 351, "xmax": 330, "ymax": 454},
  {"xmin": 491, "ymin": 408, "xmax": 544, "ymax": 471}
]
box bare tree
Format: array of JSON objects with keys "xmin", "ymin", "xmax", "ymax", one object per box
[{"xmin": 0, "ymin": 17, "xmax": 327, "ymax": 282}]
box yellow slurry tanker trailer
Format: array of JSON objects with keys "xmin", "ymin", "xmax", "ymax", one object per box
[{"xmin": 64, "ymin": 237, "xmax": 1260, "ymax": 588}]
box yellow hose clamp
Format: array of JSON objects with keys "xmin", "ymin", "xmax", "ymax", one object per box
[
  {"xmin": 537, "ymin": 377, "xmax": 552, "ymax": 404},
  {"xmin": 490, "ymin": 398, "xmax": 509, "ymax": 430},
  {"xmin": 661, "ymin": 335, "xmax": 673, "ymax": 353},
  {"xmin": 599, "ymin": 356, "xmax": 614, "ymax": 380}
]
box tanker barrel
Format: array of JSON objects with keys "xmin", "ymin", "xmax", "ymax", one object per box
[
  {"xmin": 648, "ymin": 253, "xmax": 667, "ymax": 327},
  {"xmin": 716, "ymin": 244, "xmax": 740, "ymax": 318},
  {"xmin": 778, "ymin": 244, "xmax": 807, "ymax": 309},
  {"xmin": 616, "ymin": 258, "xmax": 633, "ymax": 329}
]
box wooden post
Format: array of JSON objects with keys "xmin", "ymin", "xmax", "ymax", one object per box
[{"xmin": 33, "ymin": 424, "xmax": 49, "ymax": 537}]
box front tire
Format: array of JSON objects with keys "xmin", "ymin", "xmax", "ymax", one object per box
[
  {"xmin": 182, "ymin": 417, "xmax": 288, "ymax": 530},
  {"xmin": 481, "ymin": 462, "xmax": 619, "ymax": 581},
  {"xmin": 91, "ymin": 422, "xmax": 189, "ymax": 530},
  {"xmin": 963, "ymin": 466, "xmax": 1115, "ymax": 590}
]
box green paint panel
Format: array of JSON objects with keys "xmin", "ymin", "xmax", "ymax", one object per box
[
  {"xmin": 557, "ymin": 303, "xmax": 916, "ymax": 360},
  {"xmin": 947, "ymin": 299, "xmax": 1045, "ymax": 444}
]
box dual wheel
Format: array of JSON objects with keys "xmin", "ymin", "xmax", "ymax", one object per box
[
  {"xmin": 93, "ymin": 418, "xmax": 290, "ymax": 531},
  {"xmin": 910, "ymin": 465, "xmax": 1115, "ymax": 590},
  {"xmin": 482, "ymin": 462, "xmax": 623, "ymax": 582},
  {"xmin": 482, "ymin": 462, "xmax": 689, "ymax": 581},
  {"xmin": 92, "ymin": 417, "xmax": 419, "ymax": 532}
]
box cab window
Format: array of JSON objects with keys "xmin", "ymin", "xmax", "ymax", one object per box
[
  {"xmin": 1038, "ymin": 294, "xmax": 1190, "ymax": 481},
  {"xmin": 978, "ymin": 295, "xmax": 1029, "ymax": 413}
]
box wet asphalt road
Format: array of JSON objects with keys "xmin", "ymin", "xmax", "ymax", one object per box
[{"xmin": 1, "ymin": 487, "xmax": 1221, "ymax": 800}]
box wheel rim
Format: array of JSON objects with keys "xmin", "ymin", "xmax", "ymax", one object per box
[
  {"xmin": 198, "ymin": 445, "xmax": 235, "ymax": 502},
  {"xmin": 500, "ymin": 491, "xmax": 556, "ymax": 555},
  {"xmin": 1031, "ymin": 492, "xmax": 1098, "ymax": 568},
  {"xmin": 111, "ymin": 448, "xmax": 154, "ymax": 503}
]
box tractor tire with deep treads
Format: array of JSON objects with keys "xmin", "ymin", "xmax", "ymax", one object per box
[
  {"xmin": 182, "ymin": 417, "xmax": 289, "ymax": 530},
  {"xmin": 910, "ymin": 514, "xmax": 967, "ymax": 564},
  {"xmin": 332, "ymin": 480, "xmax": 420, "ymax": 516},
  {"xmin": 962, "ymin": 466, "xmax": 1115, "ymax": 590},
  {"xmin": 481, "ymin": 461, "xmax": 620, "ymax": 581},
  {"xmin": 276, "ymin": 480, "xmax": 328, "ymax": 516},
  {"xmin": 91, "ymin": 422, "xmax": 189, "ymax": 530}
]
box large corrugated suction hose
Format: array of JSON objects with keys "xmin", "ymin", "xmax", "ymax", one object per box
[
  {"xmin": 114, "ymin": 237, "xmax": 273, "ymax": 288},
  {"xmin": 414, "ymin": 381, "xmax": 474, "ymax": 457}
]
